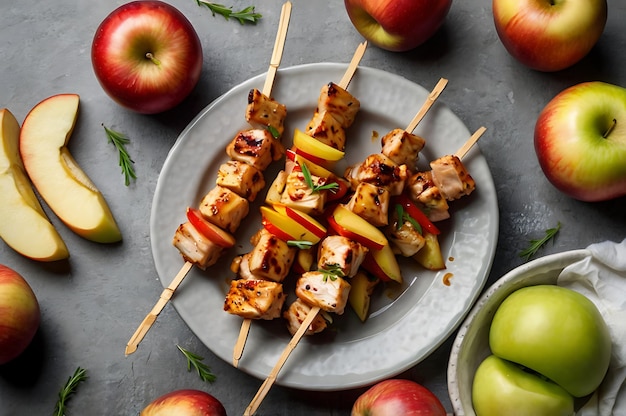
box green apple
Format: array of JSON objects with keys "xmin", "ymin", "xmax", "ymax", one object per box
[
  {"xmin": 19, "ymin": 94, "xmax": 122, "ymax": 243},
  {"xmin": 0, "ymin": 108, "xmax": 69, "ymax": 261},
  {"xmin": 472, "ymin": 355, "xmax": 574, "ymax": 416},
  {"xmin": 489, "ymin": 285, "xmax": 611, "ymax": 398},
  {"xmin": 534, "ymin": 81, "xmax": 626, "ymax": 201}
]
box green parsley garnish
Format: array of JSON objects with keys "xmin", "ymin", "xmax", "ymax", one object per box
[
  {"xmin": 300, "ymin": 162, "xmax": 339, "ymax": 193},
  {"xmin": 54, "ymin": 367, "xmax": 87, "ymax": 416},
  {"xmin": 177, "ymin": 345, "xmax": 217, "ymax": 383},
  {"xmin": 287, "ymin": 240, "xmax": 313, "ymax": 250},
  {"xmin": 195, "ymin": 1, "xmax": 262, "ymax": 24},
  {"xmin": 394, "ymin": 204, "xmax": 422, "ymax": 234},
  {"xmin": 267, "ymin": 125, "xmax": 280, "ymax": 139},
  {"xmin": 318, "ymin": 263, "xmax": 345, "ymax": 282},
  {"xmin": 103, "ymin": 124, "xmax": 136, "ymax": 186},
  {"xmin": 519, "ymin": 222, "xmax": 562, "ymax": 261}
]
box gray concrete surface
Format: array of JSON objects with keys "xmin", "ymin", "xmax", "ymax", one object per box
[{"xmin": 1, "ymin": 0, "xmax": 625, "ymax": 415}]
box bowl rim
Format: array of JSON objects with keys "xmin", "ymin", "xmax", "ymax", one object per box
[{"xmin": 446, "ymin": 248, "xmax": 592, "ymax": 415}]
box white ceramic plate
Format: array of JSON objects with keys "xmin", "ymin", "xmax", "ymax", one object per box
[{"xmin": 150, "ymin": 63, "xmax": 499, "ymax": 391}]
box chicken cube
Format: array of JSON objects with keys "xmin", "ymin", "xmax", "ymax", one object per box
[
  {"xmin": 295, "ymin": 271, "xmax": 351, "ymax": 315},
  {"xmin": 247, "ymin": 228, "xmax": 296, "ymax": 283},
  {"xmin": 223, "ymin": 279, "xmax": 286, "ymax": 320},
  {"xmin": 199, "ymin": 185, "xmax": 249, "ymax": 233},
  {"xmin": 279, "ymin": 169, "xmax": 327, "ymax": 215},
  {"xmin": 305, "ymin": 110, "xmax": 346, "ymax": 151},
  {"xmin": 317, "ymin": 235, "xmax": 369, "ymax": 278},
  {"xmin": 172, "ymin": 221, "xmax": 224, "ymax": 270},
  {"xmin": 406, "ymin": 171, "xmax": 450, "ymax": 222},
  {"xmin": 430, "ymin": 155, "xmax": 476, "ymax": 200},
  {"xmin": 226, "ymin": 129, "xmax": 275, "ymax": 171},
  {"xmin": 316, "ymin": 82, "xmax": 360, "ymax": 129},
  {"xmin": 216, "ymin": 160, "xmax": 265, "ymax": 202},
  {"xmin": 245, "ymin": 88, "xmax": 287, "ymax": 139},
  {"xmin": 283, "ymin": 298, "xmax": 328, "ymax": 336},
  {"xmin": 386, "ymin": 209, "xmax": 426, "ymax": 257},
  {"xmin": 345, "ymin": 182, "xmax": 390, "ymax": 227},
  {"xmin": 344, "ymin": 153, "xmax": 408, "ymax": 196},
  {"xmin": 380, "ymin": 128, "xmax": 426, "ymax": 168}
]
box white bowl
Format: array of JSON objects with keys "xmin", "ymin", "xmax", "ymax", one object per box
[{"xmin": 446, "ymin": 249, "xmax": 591, "ymax": 416}]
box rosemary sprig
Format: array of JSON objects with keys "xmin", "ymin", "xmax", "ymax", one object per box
[
  {"xmin": 177, "ymin": 345, "xmax": 217, "ymax": 383},
  {"xmin": 195, "ymin": 1, "xmax": 262, "ymax": 24},
  {"xmin": 102, "ymin": 124, "xmax": 136, "ymax": 186},
  {"xmin": 300, "ymin": 162, "xmax": 339, "ymax": 193},
  {"xmin": 519, "ymin": 222, "xmax": 562, "ymax": 261},
  {"xmin": 394, "ymin": 204, "xmax": 422, "ymax": 234},
  {"xmin": 54, "ymin": 367, "xmax": 87, "ymax": 416},
  {"xmin": 287, "ymin": 240, "xmax": 313, "ymax": 250},
  {"xmin": 318, "ymin": 263, "xmax": 345, "ymax": 282}
]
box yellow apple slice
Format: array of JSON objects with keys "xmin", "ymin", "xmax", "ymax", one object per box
[
  {"xmin": 349, "ymin": 270, "xmax": 379, "ymax": 322},
  {"xmin": 19, "ymin": 94, "xmax": 121, "ymax": 243},
  {"xmin": 328, "ymin": 204, "xmax": 388, "ymax": 250},
  {"xmin": 292, "ymin": 128, "xmax": 345, "ymax": 161},
  {"xmin": 413, "ymin": 232, "xmax": 446, "ymax": 270},
  {"xmin": 260, "ymin": 205, "xmax": 324, "ymax": 244},
  {"xmin": 0, "ymin": 109, "xmax": 69, "ymax": 261},
  {"xmin": 362, "ymin": 243, "xmax": 403, "ymax": 283}
]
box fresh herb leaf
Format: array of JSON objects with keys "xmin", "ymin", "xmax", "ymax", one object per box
[
  {"xmin": 103, "ymin": 124, "xmax": 136, "ymax": 186},
  {"xmin": 54, "ymin": 367, "xmax": 87, "ymax": 416},
  {"xmin": 300, "ymin": 162, "xmax": 339, "ymax": 193},
  {"xmin": 195, "ymin": 1, "xmax": 262, "ymax": 24},
  {"xmin": 318, "ymin": 263, "xmax": 344, "ymax": 282},
  {"xmin": 394, "ymin": 204, "xmax": 422, "ymax": 234},
  {"xmin": 519, "ymin": 222, "xmax": 562, "ymax": 261},
  {"xmin": 287, "ymin": 240, "xmax": 313, "ymax": 250},
  {"xmin": 267, "ymin": 125, "xmax": 280, "ymax": 139},
  {"xmin": 177, "ymin": 345, "xmax": 217, "ymax": 383}
]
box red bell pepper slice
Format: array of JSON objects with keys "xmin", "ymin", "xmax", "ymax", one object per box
[{"xmin": 394, "ymin": 194, "xmax": 441, "ymax": 235}]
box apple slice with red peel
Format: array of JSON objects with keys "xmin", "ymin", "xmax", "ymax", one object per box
[
  {"xmin": 186, "ymin": 207, "xmax": 235, "ymax": 248},
  {"xmin": 293, "ymin": 128, "xmax": 345, "ymax": 161},
  {"xmin": 260, "ymin": 205, "xmax": 324, "ymax": 244},
  {"xmin": 272, "ymin": 203, "xmax": 327, "ymax": 240},
  {"xmin": 19, "ymin": 94, "xmax": 121, "ymax": 243},
  {"xmin": 286, "ymin": 148, "xmax": 334, "ymax": 178},
  {"xmin": 362, "ymin": 243, "xmax": 403, "ymax": 283},
  {"xmin": 328, "ymin": 204, "xmax": 387, "ymax": 251}
]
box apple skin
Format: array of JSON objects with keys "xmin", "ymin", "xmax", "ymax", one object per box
[
  {"xmin": 472, "ymin": 355, "xmax": 574, "ymax": 416},
  {"xmin": 352, "ymin": 379, "xmax": 447, "ymax": 416},
  {"xmin": 534, "ymin": 81, "xmax": 626, "ymax": 201},
  {"xmin": 344, "ymin": 0, "xmax": 452, "ymax": 52},
  {"xmin": 92, "ymin": 0, "xmax": 203, "ymax": 114},
  {"xmin": 492, "ymin": 0, "xmax": 607, "ymax": 72},
  {"xmin": 140, "ymin": 389, "xmax": 226, "ymax": 416},
  {"xmin": 0, "ymin": 264, "xmax": 40, "ymax": 365},
  {"xmin": 489, "ymin": 285, "xmax": 612, "ymax": 398}
]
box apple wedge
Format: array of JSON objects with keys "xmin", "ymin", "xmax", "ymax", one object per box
[
  {"xmin": 260, "ymin": 205, "xmax": 325, "ymax": 244},
  {"xmin": 413, "ymin": 232, "xmax": 446, "ymax": 270},
  {"xmin": 293, "ymin": 128, "xmax": 345, "ymax": 162},
  {"xmin": 0, "ymin": 109, "xmax": 69, "ymax": 261},
  {"xmin": 362, "ymin": 243, "xmax": 403, "ymax": 283},
  {"xmin": 328, "ymin": 204, "xmax": 388, "ymax": 251},
  {"xmin": 349, "ymin": 270, "xmax": 379, "ymax": 322},
  {"xmin": 19, "ymin": 94, "xmax": 121, "ymax": 243}
]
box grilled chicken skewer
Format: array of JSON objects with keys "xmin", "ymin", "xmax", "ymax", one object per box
[
  {"xmin": 242, "ymin": 41, "xmax": 367, "ymax": 416},
  {"xmin": 125, "ymin": 1, "xmax": 292, "ymax": 356}
]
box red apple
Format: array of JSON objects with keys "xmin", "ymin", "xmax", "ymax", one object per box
[
  {"xmin": 492, "ymin": 0, "xmax": 607, "ymax": 72},
  {"xmin": 91, "ymin": 0, "xmax": 203, "ymax": 114},
  {"xmin": 186, "ymin": 207, "xmax": 236, "ymax": 248},
  {"xmin": 343, "ymin": 0, "xmax": 452, "ymax": 52},
  {"xmin": 0, "ymin": 264, "xmax": 40, "ymax": 365},
  {"xmin": 534, "ymin": 81, "xmax": 626, "ymax": 201},
  {"xmin": 140, "ymin": 389, "xmax": 226, "ymax": 416},
  {"xmin": 352, "ymin": 379, "xmax": 447, "ymax": 416}
]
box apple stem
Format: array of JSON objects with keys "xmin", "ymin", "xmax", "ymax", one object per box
[
  {"xmin": 603, "ymin": 118, "xmax": 617, "ymax": 138},
  {"xmin": 145, "ymin": 52, "xmax": 161, "ymax": 66}
]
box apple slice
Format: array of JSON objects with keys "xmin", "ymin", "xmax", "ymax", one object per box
[
  {"xmin": 328, "ymin": 204, "xmax": 388, "ymax": 251},
  {"xmin": 19, "ymin": 94, "xmax": 121, "ymax": 243},
  {"xmin": 362, "ymin": 243, "xmax": 403, "ymax": 283},
  {"xmin": 272, "ymin": 203, "xmax": 327, "ymax": 240},
  {"xmin": 260, "ymin": 205, "xmax": 324, "ymax": 244},
  {"xmin": 186, "ymin": 207, "xmax": 235, "ymax": 248},
  {"xmin": 0, "ymin": 109, "xmax": 69, "ymax": 261},
  {"xmin": 292, "ymin": 128, "xmax": 345, "ymax": 162},
  {"xmin": 348, "ymin": 270, "xmax": 379, "ymax": 322},
  {"xmin": 286, "ymin": 148, "xmax": 334, "ymax": 178},
  {"xmin": 413, "ymin": 232, "xmax": 446, "ymax": 270}
]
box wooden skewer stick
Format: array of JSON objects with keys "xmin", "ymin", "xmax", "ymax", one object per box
[
  {"xmin": 243, "ymin": 306, "xmax": 321, "ymax": 416},
  {"xmin": 405, "ymin": 78, "xmax": 448, "ymax": 133},
  {"xmin": 232, "ymin": 40, "xmax": 368, "ymax": 368},
  {"xmin": 456, "ymin": 126, "xmax": 487, "ymax": 159},
  {"xmin": 127, "ymin": 2, "xmax": 293, "ymax": 358},
  {"xmin": 231, "ymin": 1, "xmax": 293, "ymax": 368},
  {"xmin": 125, "ymin": 261, "xmax": 193, "ymax": 355}
]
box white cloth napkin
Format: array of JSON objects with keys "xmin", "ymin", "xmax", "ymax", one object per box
[{"xmin": 557, "ymin": 238, "xmax": 626, "ymax": 416}]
